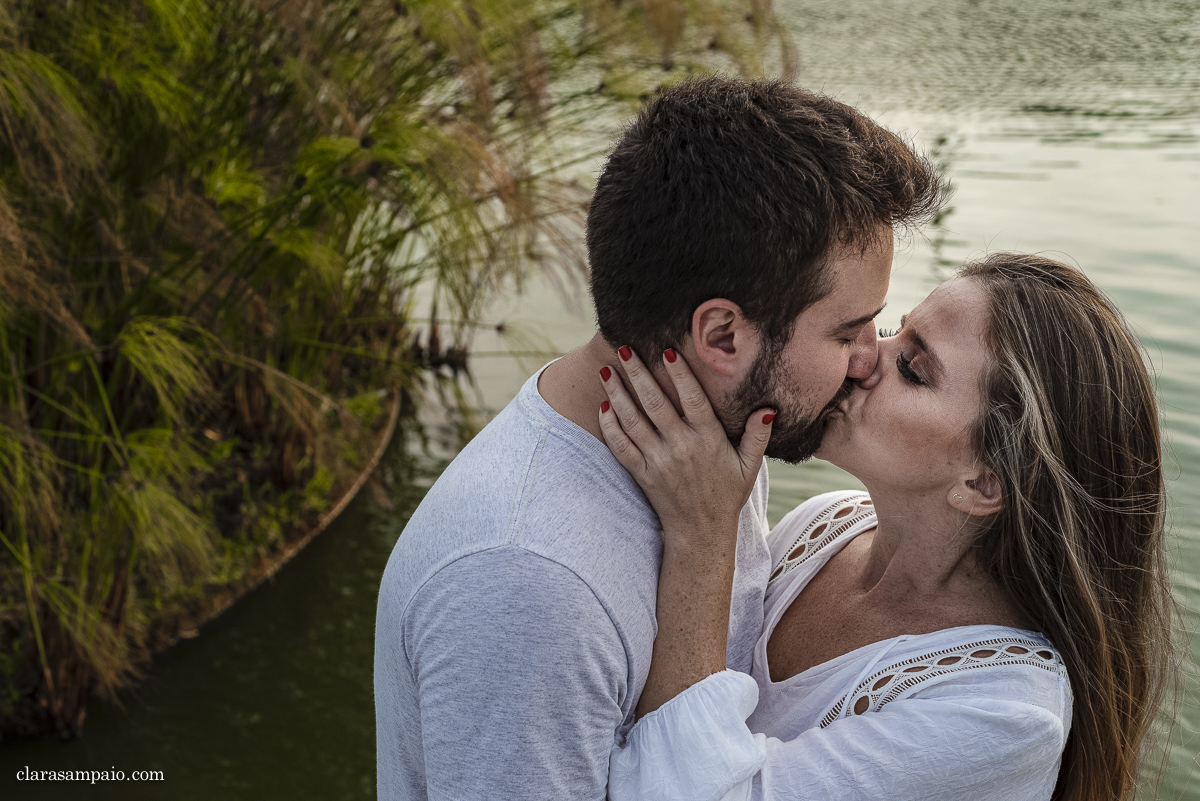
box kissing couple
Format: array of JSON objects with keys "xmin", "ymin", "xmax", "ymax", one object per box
[{"xmin": 375, "ymin": 77, "xmax": 1172, "ymax": 801}]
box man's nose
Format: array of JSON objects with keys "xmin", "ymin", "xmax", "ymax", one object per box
[{"xmin": 846, "ymin": 326, "xmax": 880, "ymax": 381}]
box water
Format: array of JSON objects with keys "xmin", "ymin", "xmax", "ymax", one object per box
[{"xmin": 3, "ymin": 1, "xmax": 1198, "ymax": 798}]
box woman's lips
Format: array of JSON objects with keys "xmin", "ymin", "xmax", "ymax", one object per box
[
  {"xmin": 834, "ymin": 384, "xmax": 864, "ymax": 416},
  {"xmin": 823, "ymin": 383, "xmax": 855, "ymax": 417},
  {"xmin": 828, "ymin": 396, "xmax": 853, "ymax": 418}
]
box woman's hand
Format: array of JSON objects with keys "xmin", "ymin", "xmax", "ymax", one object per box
[{"xmin": 597, "ymin": 346, "xmax": 775, "ymax": 556}]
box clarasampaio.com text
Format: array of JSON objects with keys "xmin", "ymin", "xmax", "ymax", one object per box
[{"xmin": 16, "ymin": 766, "xmax": 164, "ymax": 783}]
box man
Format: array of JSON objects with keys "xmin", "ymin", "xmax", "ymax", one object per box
[{"xmin": 375, "ymin": 76, "xmax": 945, "ymax": 800}]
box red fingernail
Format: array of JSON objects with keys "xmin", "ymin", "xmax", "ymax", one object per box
[
  {"xmin": 762, "ymin": 413, "xmax": 776, "ymax": 425},
  {"xmin": 600, "ymin": 366, "xmax": 611, "ymax": 381},
  {"xmin": 664, "ymin": 348, "xmax": 677, "ymax": 363},
  {"xmin": 619, "ymin": 345, "xmax": 632, "ymax": 361},
  {"xmin": 601, "ymin": 400, "xmax": 611, "ymax": 413}
]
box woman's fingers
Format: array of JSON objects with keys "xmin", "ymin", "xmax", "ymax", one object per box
[
  {"xmin": 660, "ymin": 348, "xmax": 719, "ymax": 429},
  {"xmin": 598, "ymin": 396, "xmax": 646, "ymax": 478},
  {"xmin": 613, "ymin": 346, "xmax": 687, "ymax": 437},
  {"xmin": 599, "ymin": 360, "xmax": 663, "ymax": 455}
]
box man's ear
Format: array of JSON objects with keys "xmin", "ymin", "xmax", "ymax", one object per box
[
  {"xmin": 949, "ymin": 468, "xmax": 1004, "ymax": 517},
  {"xmin": 690, "ymin": 299, "xmax": 759, "ymax": 377}
]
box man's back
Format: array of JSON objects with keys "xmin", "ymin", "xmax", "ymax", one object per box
[{"xmin": 374, "ymin": 361, "xmax": 771, "ymax": 800}]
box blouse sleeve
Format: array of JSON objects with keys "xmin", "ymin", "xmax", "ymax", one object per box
[
  {"xmin": 608, "ymin": 666, "xmax": 1070, "ymax": 801},
  {"xmin": 608, "ymin": 671, "xmax": 767, "ymax": 801}
]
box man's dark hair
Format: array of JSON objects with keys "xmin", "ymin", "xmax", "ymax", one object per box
[{"xmin": 587, "ymin": 77, "xmax": 947, "ymax": 358}]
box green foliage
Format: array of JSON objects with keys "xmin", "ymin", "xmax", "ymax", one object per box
[
  {"xmin": 303, "ymin": 466, "xmax": 335, "ymax": 514},
  {"xmin": 0, "ymin": 0, "xmax": 789, "ymax": 738},
  {"xmin": 344, "ymin": 390, "xmax": 384, "ymax": 429}
]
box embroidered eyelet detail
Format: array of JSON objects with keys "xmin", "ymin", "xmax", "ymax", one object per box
[
  {"xmin": 768, "ymin": 493, "xmax": 874, "ymax": 586},
  {"xmin": 819, "ymin": 637, "xmax": 1069, "ymax": 728}
]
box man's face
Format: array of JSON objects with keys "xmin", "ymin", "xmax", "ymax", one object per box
[{"xmin": 720, "ymin": 230, "xmax": 894, "ymax": 463}]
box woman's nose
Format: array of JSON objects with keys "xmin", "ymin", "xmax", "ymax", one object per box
[{"xmin": 846, "ymin": 325, "xmax": 880, "ymax": 382}]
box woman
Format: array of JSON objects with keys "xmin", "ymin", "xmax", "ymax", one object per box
[{"xmin": 597, "ymin": 254, "xmax": 1173, "ymax": 801}]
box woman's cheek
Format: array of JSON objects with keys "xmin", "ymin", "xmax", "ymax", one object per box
[{"xmin": 898, "ymin": 403, "xmax": 971, "ymax": 477}]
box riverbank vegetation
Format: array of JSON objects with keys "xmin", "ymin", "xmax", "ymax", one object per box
[{"xmin": 0, "ymin": 0, "xmax": 792, "ymax": 739}]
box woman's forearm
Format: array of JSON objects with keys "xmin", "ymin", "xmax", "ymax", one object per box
[{"xmin": 636, "ymin": 520, "xmax": 739, "ymax": 718}]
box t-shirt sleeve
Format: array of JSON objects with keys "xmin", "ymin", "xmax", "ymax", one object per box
[
  {"xmin": 401, "ymin": 546, "xmax": 628, "ymax": 801},
  {"xmin": 609, "ymin": 666, "xmax": 1070, "ymax": 801}
]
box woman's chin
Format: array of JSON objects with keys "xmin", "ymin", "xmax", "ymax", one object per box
[
  {"xmin": 813, "ymin": 411, "xmax": 846, "ymax": 461},
  {"xmin": 814, "ymin": 419, "xmax": 867, "ymax": 482},
  {"xmin": 813, "ymin": 433, "xmax": 842, "ymax": 464}
]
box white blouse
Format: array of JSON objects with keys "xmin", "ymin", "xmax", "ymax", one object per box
[{"xmin": 609, "ymin": 491, "xmax": 1073, "ymax": 801}]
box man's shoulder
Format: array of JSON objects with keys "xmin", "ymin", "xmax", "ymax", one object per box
[
  {"xmin": 402, "ymin": 397, "xmax": 657, "ymax": 544},
  {"xmin": 380, "ymin": 396, "xmax": 663, "ymax": 632}
]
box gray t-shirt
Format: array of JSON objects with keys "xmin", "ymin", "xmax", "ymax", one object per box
[{"xmin": 374, "ymin": 360, "xmax": 772, "ymax": 800}]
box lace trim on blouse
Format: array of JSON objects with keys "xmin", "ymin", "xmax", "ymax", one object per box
[
  {"xmin": 819, "ymin": 637, "xmax": 1069, "ymax": 727},
  {"xmin": 768, "ymin": 492, "xmax": 874, "ymax": 586}
]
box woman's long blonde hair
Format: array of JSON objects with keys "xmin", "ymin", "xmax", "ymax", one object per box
[{"xmin": 960, "ymin": 254, "xmax": 1174, "ymax": 801}]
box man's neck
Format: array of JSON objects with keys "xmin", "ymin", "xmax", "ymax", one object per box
[
  {"xmin": 537, "ymin": 333, "xmax": 682, "ymax": 443},
  {"xmin": 536, "ymin": 334, "xmax": 618, "ymax": 443}
]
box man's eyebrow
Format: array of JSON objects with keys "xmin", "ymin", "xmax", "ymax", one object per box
[{"xmin": 833, "ymin": 303, "xmax": 887, "ymax": 335}]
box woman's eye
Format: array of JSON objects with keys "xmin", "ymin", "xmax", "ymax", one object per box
[
  {"xmin": 896, "ymin": 352, "xmax": 925, "ymax": 386},
  {"xmin": 878, "ymin": 327, "xmax": 897, "ymax": 338}
]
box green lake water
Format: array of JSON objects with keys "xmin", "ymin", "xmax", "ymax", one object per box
[{"xmin": 3, "ymin": 0, "xmax": 1198, "ymax": 797}]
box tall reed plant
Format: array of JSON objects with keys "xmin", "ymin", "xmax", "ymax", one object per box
[{"xmin": 0, "ymin": 0, "xmax": 790, "ymax": 739}]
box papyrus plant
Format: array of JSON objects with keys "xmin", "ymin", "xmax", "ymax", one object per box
[{"xmin": 0, "ymin": 0, "xmax": 792, "ymax": 738}]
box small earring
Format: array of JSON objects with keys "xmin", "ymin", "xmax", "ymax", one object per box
[{"xmin": 953, "ymin": 494, "xmax": 963, "ymax": 501}]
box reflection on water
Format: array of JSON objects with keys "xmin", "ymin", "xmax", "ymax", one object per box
[
  {"xmin": 2, "ymin": 1, "xmax": 1198, "ymax": 798},
  {"xmin": 775, "ymin": 0, "xmax": 1199, "ymax": 126}
]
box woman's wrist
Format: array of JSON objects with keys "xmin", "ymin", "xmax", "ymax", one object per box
[
  {"xmin": 658, "ymin": 514, "xmax": 742, "ymax": 563},
  {"xmin": 661, "ymin": 542, "xmax": 737, "ymax": 592}
]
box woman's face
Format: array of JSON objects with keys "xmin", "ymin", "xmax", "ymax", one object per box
[{"xmin": 817, "ymin": 277, "xmax": 992, "ymax": 498}]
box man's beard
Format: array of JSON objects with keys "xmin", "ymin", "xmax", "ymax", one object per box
[{"xmin": 719, "ymin": 341, "xmax": 853, "ymax": 465}]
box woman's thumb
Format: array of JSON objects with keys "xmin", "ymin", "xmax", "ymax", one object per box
[{"xmin": 737, "ymin": 409, "xmax": 774, "ymax": 476}]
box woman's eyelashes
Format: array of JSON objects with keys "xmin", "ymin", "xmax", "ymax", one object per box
[
  {"xmin": 881, "ymin": 323, "xmax": 923, "ymax": 385},
  {"xmin": 896, "ymin": 351, "xmax": 925, "ymax": 385}
]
